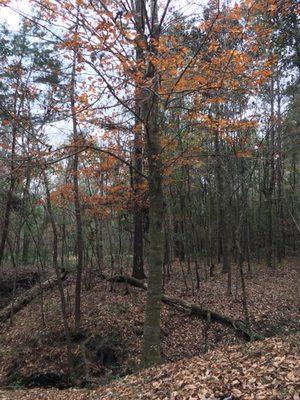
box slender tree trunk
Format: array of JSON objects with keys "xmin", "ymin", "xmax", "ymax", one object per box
[
  {"xmin": 21, "ymin": 168, "xmax": 31, "ymax": 264},
  {"xmin": 44, "ymin": 173, "xmax": 75, "ymax": 381},
  {"xmin": 95, "ymin": 218, "xmax": 103, "ymax": 271},
  {"xmin": 214, "ymin": 129, "xmax": 232, "ymax": 293},
  {"xmin": 235, "ymin": 158, "xmax": 252, "ymax": 338},
  {"xmin": 0, "ymin": 124, "xmax": 17, "ymax": 267},
  {"xmin": 264, "ymin": 77, "xmax": 276, "ymax": 269},
  {"xmin": 70, "ymin": 19, "xmax": 84, "ymax": 333},
  {"xmin": 214, "ymin": 130, "xmax": 231, "ymax": 276},
  {"xmin": 276, "ymin": 72, "xmax": 285, "ymax": 262},
  {"xmin": 132, "ymin": 0, "xmax": 146, "ymax": 279},
  {"xmin": 61, "ymin": 215, "xmax": 66, "ymax": 268}
]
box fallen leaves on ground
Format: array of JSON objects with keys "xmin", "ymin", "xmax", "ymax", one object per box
[
  {"xmin": 0, "ymin": 333, "xmax": 299, "ymax": 399},
  {"xmin": 0, "ymin": 258, "xmax": 299, "ymax": 395}
]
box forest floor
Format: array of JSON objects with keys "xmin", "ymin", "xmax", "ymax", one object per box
[
  {"xmin": 0, "ymin": 333, "xmax": 298, "ymax": 399},
  {"xmin": 0, "ymin": 258, "xmax": 299, "ymax": 399}
]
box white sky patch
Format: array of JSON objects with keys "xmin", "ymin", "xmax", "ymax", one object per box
[
  {"xmin": 44, "ymin": 120, "xmax": 71, "ymax": 147},
  {"xmin": 0, "ymin": 1, "xmax": 30, "ymax": 30}
]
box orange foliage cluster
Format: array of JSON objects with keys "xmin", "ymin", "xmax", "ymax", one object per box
[{"xmin": 6, "ymin": 0, "xmax": 287, "ymax": 217}]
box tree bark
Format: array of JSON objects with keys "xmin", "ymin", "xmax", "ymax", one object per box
[
  {"xmin": 0, "ymin": 125, "xmax": 17, "ymax": 267},
  {"xmin": 214, "ymin": 129, "xmax": 231, "ymax": 277},
  {"xmin": 44, "ymin": 173, "xmax": 74, "ymax": 380},
  {"xmin": 132, "ymin": 0, "xmax": 146, "ymax": 280},
  {"xmin": 70, "ymin": 16, "xmax": 84, "ymax": 333},
  {"xmin": 263, "ymin": 76, "xmax": 276, "ymax": 269},
  {"xmin": 141, "ymin": 0, "xmax": 165, "ymax": 368}
]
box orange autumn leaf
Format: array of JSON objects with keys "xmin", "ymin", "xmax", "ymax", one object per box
[
  {"xmin": 236, "ymin": 150, "xmax": 252, "ymax": 158},
  {"xmin": 2, "ymin": 118, "xmax": 10, "ymax": 126}
]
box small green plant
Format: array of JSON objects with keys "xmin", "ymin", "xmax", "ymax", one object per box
[
  {"xmin": 6, "ymin": 379, "xmax": 24, "ymax": 390},
  {"xmin": 108, "ymin": 373, "xmax": 122, "ymax": 382},
  {"xmin": 107, "ymin": 302, "xmax": 131, "ymax": 315}
]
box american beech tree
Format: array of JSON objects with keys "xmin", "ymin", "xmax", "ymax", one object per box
[{"xmin": 0, "ymin": 0, "xmax": 298, "ymax": 370}]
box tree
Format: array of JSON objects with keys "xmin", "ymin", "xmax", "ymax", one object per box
[{"xmin": 0, "ymin": 0, "xmax": 298, "ymax": 377}]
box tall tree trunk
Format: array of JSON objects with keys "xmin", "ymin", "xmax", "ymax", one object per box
[
  {"xmin": 214, "ymin": 129, "xmax": 232, "ymax": 293},
  {"xmin": 235, "ymin": 157, "xmax": 252, "ymax": 338},
  {"xmin": 44, "ymin": 173, "xmax": 75, "ymax": 381},
  {"xmin": 141, "ymin": 0, "xmax": 165, "ymax": 367},
  {"xmin": 275, "ymin": 72, "xmax": 285, "ymax": 262},
  {"xmin": 0, "ymin": 124, "xmax": 17, "ymax": 267},
  {"xmin": 70, "ymin": 17, "xmax": 84, "ymax": 333},
  {"xmin": 142, "ymin": 118, "xmax": 164, "ymax": 367},
  {"xmin": 214, "ymin": 130, "xmax": 231, "ymax": 276},
  {"xmin": 264, "ymin": 76, "xmax": 276, "ymax": 269},
  {"xmin": 22, "ymin": 168, "xmax": 31, "ymax": 264},
  {"xmin": 95, "ymin": 218, "xmax": 103, "ymax": 271},
  {"xmin": 132, "ymin": 0, "xmax": 146, "ymax": 280}
]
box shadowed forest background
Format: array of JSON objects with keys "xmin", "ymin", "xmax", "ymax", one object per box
[{"xmin": 0, "ymin": 0, "xmax": 299, "ymax": 398}]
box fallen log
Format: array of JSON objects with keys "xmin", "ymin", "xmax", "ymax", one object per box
[
  {"xmin": 0, "ymin": 272, "xmax": 67, "ymax": 323},
  {"xmin": 108, "ymin": 275, "xmax": 263, "ymax": 341}
]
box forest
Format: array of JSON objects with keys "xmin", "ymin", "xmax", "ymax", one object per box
[{"xmin": 0, "ymin": 0, "xmax": 299, "ymax": 398}]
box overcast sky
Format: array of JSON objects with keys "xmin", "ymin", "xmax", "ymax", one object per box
[{"xmin": 1, "ymin": 0, "xmax": 206, "ymax": 30}]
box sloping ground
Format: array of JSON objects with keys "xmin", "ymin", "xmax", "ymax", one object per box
[
  {"xmin": 0, "ymin": 260, "xmax": 299, "ymax": 389},
  {"xmin": 0, "ymin": 333, "xmax": 299, "ymax": 399}
]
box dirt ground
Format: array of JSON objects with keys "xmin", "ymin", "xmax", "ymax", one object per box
[{"xmin": 0, "ymin": 258, "xmax": 299, "ymax": 397}]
